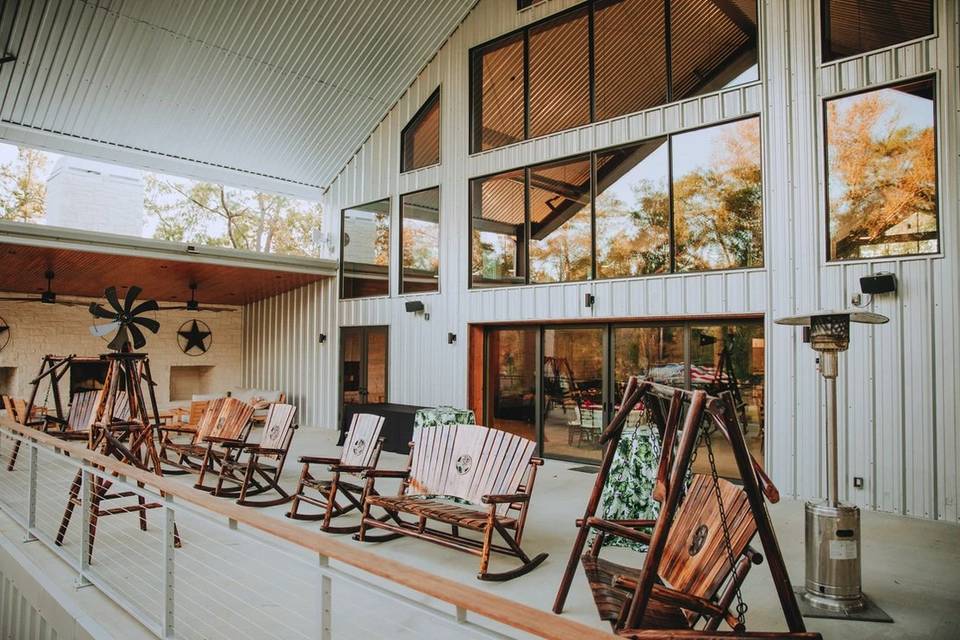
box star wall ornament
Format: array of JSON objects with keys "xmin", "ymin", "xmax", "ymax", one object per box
[
  {"xmin": 0, "ymin": 315, "xmax": 9, "ymax": 353},
  {"xmin": 176, "ymin": 319, "xmax": 212, "ymax": 356}
]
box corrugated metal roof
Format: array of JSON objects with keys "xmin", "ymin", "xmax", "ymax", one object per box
[{"xmin": 0, "ymin": 0, "xmax": 476, "ymax": 195}]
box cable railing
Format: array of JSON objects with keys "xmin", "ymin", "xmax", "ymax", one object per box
[{"xmin": 0, "ymin": 418, "xmax": 614, "ymax": 640}]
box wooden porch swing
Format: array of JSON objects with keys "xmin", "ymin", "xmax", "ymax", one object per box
[{"xmin": 554, "ymin": 377, "xmax": 821, "ymax": 639}]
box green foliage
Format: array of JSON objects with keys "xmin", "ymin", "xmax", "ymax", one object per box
[
  {"xmin": 144, "ymin": 174, "xmax": 322, "ymax": 256},
  {"xmin": 0, "ymin": 147, "xmax": 47, "ymax": 223}
]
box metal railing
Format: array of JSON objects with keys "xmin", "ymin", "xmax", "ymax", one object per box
[{"xmin": 0, "ymin": 419, "xmax": 614, "ymax": 640}]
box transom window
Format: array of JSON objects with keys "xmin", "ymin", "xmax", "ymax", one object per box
[
  {"xmin": 341, "ymin": 199, "xmax": 391, "ymax": 299},
  {"xmin": 400, "ymin": 88, "xmax": 441, "ymax": 173},
  {"xmin": 470, "ymin": 0, "xmax": 759, "ymax": 153},
  {"xmin": 821, "ymin": 0, "xmax": 934, "ymax": 62},
  {"xmin": 825, "ymin": 77, "xmax": 938, "ymax": 261},
  {"xmin": 470, "ymin": 116, "xmax": 763, "ymax": 287}
]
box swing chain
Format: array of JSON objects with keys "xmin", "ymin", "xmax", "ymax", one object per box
[{"xmin": 703, "ymin": 427, "xmax": 748, "ymax": 627}]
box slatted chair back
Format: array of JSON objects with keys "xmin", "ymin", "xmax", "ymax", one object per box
[
  {"xmin": 111, "ymin": 391, "xmax": 132, "ymax": 421},
  {"xmin": 66, "ymin": 390, "xmax": 102, "ymax": 432},
  {"xmin": 659, "ymin": 474, "xmax": 756, "ymax": 600},
  {"xmin": 2, "ymin": 395, "xmax": 16, "ymax": 421},
  {"xmin": 258, "ymin": 403, "xmax": 297, "ymax": 450},
  {"xmin": 208, "ymin": 397, "xmax": 255, "ymax": 441},
  {"xmin": 340, "ymin": 413, "xmax": 386, "ymax": 466},
  {"xmin": 407, "ymin": 424, "xmax": 536, "ymax": 515},
  {"xmin": 187, "ymin": 400, "xmax": 209, "ymax": 426},
  {"xmin": 12, "ymin": 398, "xmax": 36, "ymax": 425},
  {"xmin": 194, "ymin": 397, "xmax": 227, "ymax": 441}
]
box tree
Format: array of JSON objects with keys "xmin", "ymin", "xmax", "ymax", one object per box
[
  {"xmin": 145, "ymin": 174, "xmax": 323, "ymax": 256},
  {"xmin": 0, "ymin": 147, "xmax": 48, "ymax": 223}
]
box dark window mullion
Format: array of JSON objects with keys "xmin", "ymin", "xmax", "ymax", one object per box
[
  {"xmin": 590, "ymin": 152, "xmax": 597, "ymax": 280},
  {"xmin": 524, "ymin": 167, "xmax": 531, "ymax": 283},
  {"xmin": 667, "ymin": 135, "xmax": 676, "ymax": 273}
]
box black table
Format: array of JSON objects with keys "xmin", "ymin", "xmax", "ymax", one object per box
[{"xmin": 338, "ymin": 403, "xmax": 424, "ymax": 454}]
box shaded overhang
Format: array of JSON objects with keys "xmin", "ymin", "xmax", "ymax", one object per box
[{"xmin": 0, "ymin": 221, "xmax": 335, "ymax": 305}]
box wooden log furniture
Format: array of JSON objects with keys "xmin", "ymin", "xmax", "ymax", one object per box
[
  {"xmin": 356, "ymin": 423, "xmax": 548, "ymax": 581},
  {"xmin": 208, "ymin": 403, "xmax": 298, "ymax": 506},
  {"xmin": 286, "ymin": 412, "xmax": 385, "ymax": 532},
  {"xmin": 192, "ymin": 398, "xmax": 256, "ymax": 491},
  {"xmin": 553, "ymin": 377, "xmax": 817, "ymax": 639},
  {"xmin": 157, "ymin": 398, "xmax": 219, "ymax": 474}
]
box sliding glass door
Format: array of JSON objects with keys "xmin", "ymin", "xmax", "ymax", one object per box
[{"xmin": 482, "ymin": 319, "xmax": 765, "ymax": 471}]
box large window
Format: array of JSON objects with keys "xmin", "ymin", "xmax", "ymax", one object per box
[
  {"xmin": 825, "ymin": 77, "xmax": 937, "ymax": 260},
  {"xmin": 401, "ymin": 89, "xmax": 441, "ymax": 172},
  {"xmin": 470, "ymin": 117, "xmax": 762, "ymax": 287},
  {"xmin": 470, "ymin": 0, "xmax": 759, "ymax": 152},
  {"xmin": 480, "ymin": 319, "xmax": 764, "ymax": 470},
  {"xmin": 471, "ymin": 169, "xmax": 526, "ymax": 286},
  {"xmin": 341, "ymin": 199, "xmax": 390, "ymax": 299},
  {"xmin": 399, "ymin": 187, "xmax": 440, "ymax": 294},
  {"xmin": 821, "ymin": 0, "xmax": 934, "ymax": 62}
]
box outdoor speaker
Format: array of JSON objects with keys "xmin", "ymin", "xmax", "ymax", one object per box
[
  {"xmin": 405, "ymin": 300, "xmax": 425, "ymax": 313},
  {"xmin": 860, "ymin": 272, "xmax": 897, "ymax": 295}
]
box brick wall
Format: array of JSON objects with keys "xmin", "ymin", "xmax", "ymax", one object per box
[
  {"xmin": 45, "ymin": 157, "xmax": 145, "ymax": 238},
  {"xmin": 0, "ymin": 296, "xmax": 241, "ymax": 409}
]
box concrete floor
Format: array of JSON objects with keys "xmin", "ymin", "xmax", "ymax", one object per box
[{"xmin": 2, "ymin": 426, "xmax": 959, "ymax": 639}]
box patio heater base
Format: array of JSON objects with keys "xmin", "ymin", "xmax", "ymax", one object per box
[{"xmin": 793, "ymin": 587, "xmax": 893, "ymax": 623}]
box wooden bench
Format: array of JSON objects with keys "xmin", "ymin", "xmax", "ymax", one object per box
[{"xmin": 357, "ymin": 424, "xmax": 547, "ymax": 581}]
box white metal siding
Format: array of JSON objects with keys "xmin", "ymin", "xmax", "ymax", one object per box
[{"xmin": 311, "ymin": 0, "xmax": 960, "ymax": 522}]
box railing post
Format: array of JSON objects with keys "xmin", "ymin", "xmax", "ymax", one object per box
[
  {"xmin": 318, "ymin": 554, "xmax": 332, "ymax": 640},
  {"xmin": 162, "ymin": 494, "xmax": 175, "ymax": 639},
  {"xmin": 456, "ymin": 606, "xmax": 467, "ymax": 624},
  {"xmin": 24, "ymin": 442, "xmax": 38, "ymax": 542},
  {"xmin": 75, "ymin": 465, "xmax": 92, "ymax": 588}
]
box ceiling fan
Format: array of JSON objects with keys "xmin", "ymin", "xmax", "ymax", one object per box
[
  {"xmin": 158, "ymin": 283, "xmax": 236, "ymax": 313},
  {"xmin": 89, "ymin": 286, "xmax": 160, "ymax": 351},
  {"xmin": 0, "ymin": 270, "xmax": 88, "ymax": 306}
]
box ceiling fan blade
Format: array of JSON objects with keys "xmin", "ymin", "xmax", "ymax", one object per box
[
  {"xmin": 130, "ymin": 315, "xmax": 160, "ymax": 334},
  {"xmin": 156, "ymin": 305, "xmax": 189, "ymax": 311},
  {"xmin": 0, "ymin": 296, "xmax": 40, "ymax": 302},
  {"xmin": 127, "ymin": 323, "xmax": 147, "ymax": 349},
  {"xmin": 90, "ymin": 321, "xmax": 121, "ymax": 337},
  {"xmin": 130, "ymin": 298, "xmax": 159, "ymax": 316},
  {"xmin": 107, "ymin": 325, "xmax": 130, "ymax": 352},
  {"xmin": 105, "ymin": 287, "xmax": 123, "ymax": 314},
  {"xmin": 89, "ymin": 303, "xmax": 117, "ymax": 319},
  {"xmin": 123, "ymin": 286, "xmax": 143, "ymax": 313},
  {"xmin": 200, "ymin": 306, "xmax": 238, "ymax": 313}
]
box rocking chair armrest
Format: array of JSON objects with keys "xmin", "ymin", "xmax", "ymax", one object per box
[
  {"xmin": 255, "ymin": 447, "xmax": 288, "ymax": 456},
  {"xmin": 204, "ymin": 436, "xmax": 247, "ymax": 446},
  {"xmin": 330, "ymin": 464, "xmax": 370, "ymax": 474},
  {"xmin": 361, "ymin": 469, "xmax": 409, "ymax": 479},
  {"xmin": 583, "ymin": 517, "xmax": 654, "ymax": 544},
  {"xmin": 298, "ymin": 455, "xmax": 341, "ymax": 465},
  {"xmin": 481, "ymin": 492, "xmax": 530, "ymax": 505}
]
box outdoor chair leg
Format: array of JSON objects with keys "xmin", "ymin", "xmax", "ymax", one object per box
[
  {"xmin": 7, "ymin": 441, "xmax": 20, "ymax": 471},
  {"xmin": 321, "ymin": 473, "xmax": 339, "ymax": 530},
  {"xmin": 56, "ymin": 469, "xmax": 82, "ymax": 546}
]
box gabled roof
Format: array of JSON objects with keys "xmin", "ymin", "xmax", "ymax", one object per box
[{"xmin": 0, "ymin": 0, "xmax": 476, "ymax": 197}]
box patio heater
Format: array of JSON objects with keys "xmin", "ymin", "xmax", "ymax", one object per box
[{"xmin": 775, "ymin": 310, "xmax": 887, "ymax": 615}]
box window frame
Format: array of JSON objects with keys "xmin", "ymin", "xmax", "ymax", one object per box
[
  {"xmin": 818, "ymin": 0, "xmax": 936, "ymax": 65},
  {"xmin": 398, "ymin": 186, "xmax": 442, "ymax": 295},
  {"xmin": 468, "ymin": 114, "xmax": 765, "ymax": 290},
  {"xmin": 400, "ymin": 87, "xmax": 442, "ymax": 173},
  {"xmin": 469, "ymin": 0, "xmax": 760, "ymax": 154},
  {"xmin": 339, "ymin": 197, "xmax": 392, "ymax": 300},
  {"xmin": 820, "ymin": 74, "xmax": 940, "ymax": 263}
]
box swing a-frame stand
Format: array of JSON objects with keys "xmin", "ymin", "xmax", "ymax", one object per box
[
  {"xmin": 554, "ymin": 377, "xmax": 820, "ymax": 639},
  {"xmin": 55, "ymin": 352, "xmax": 181, "ymax": 562}
]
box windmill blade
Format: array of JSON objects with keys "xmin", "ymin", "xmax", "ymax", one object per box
[
  {"xmin": 89, "ymin": 302, "xmax": 117, "ymax": 319},
  {"xmin": 130, "ymin": 298, "xmax": 159, "ymax": 316},
  {"xmin": 90, "ymin": 321, "xmax": 121, "ymax": 337},
  {"xmin": 123, "ymin": 285, "xmax": 143, "ymax": 313},
  {"xmin": 105, "ymin": 287, "xmax": 123, "ymax": 314},
  {"xmin": 127, "ymin": 323, "xmax": 147, "ymax": 349},
  {"xmin": 130, "ymin": 315, "xmax": 160, "ymax": 334},
  {"xmin": 107, "ymin": 325, "xmax": 130, "ymax": 352}
]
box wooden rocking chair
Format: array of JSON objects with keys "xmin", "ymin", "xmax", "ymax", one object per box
[
  {"xmin": 157, "ymin": 398, "xmax": 226, "ymax": 474},
  {"xmin": 209, "ymin": 403, "xmax": 298, "ymax": 506},
  {"xmin": 357, "ymin": 424, "xmax": 548, "ymax": 581},
  {"xmin": 193, "ymin": 398, "xmax": 256, "ymax": 491},
  {"xmin": 555, "ymin": 378, "xmax": 818, "ymax": 639},
  {"xmin": 286, "ymin": 412, "xmax": 385, "ymax": 532}
]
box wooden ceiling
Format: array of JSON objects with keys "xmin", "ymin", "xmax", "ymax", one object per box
[{"xmin": 0, "ymin": 243, "xmax": 330, "ymax": 305}]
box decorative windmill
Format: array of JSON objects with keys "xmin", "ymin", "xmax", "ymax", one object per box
[{"xmin": 88, "ymin": 286, "xmax": 160, "ymax": 351}]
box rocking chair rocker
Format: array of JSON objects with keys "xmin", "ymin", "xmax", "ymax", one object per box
[
  {"xmin": 286, "ymin": 412, "xmax": 385, "ymax": 532},
  {"xmin": 555, "ymin": 377, "xmax": 819, "ymax": 639}
]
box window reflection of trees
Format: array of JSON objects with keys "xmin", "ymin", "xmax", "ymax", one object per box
[{"xmin": 826, "ymin": 78, "xmax": 937, "ymax": 260}]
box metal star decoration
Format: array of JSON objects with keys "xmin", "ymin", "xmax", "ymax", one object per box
[
  {"xmin": 176, "ymin": 319, "xmax": 212, "ymax": 355},
  {"xmin": 0, "ymin": 315, "xmax": 9, "ymax": 353}
]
